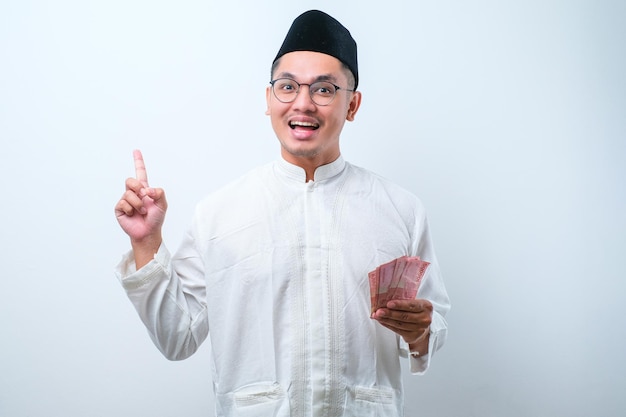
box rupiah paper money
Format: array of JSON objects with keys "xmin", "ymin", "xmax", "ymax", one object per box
[{"xmin": 369, "ymin": 256, "xmax": 430, "ymax": 315}]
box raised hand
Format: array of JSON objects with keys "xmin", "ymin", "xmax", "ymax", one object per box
[{"xmin": 115, "ymin": 150, "xmax": 167, "ymax": 267}]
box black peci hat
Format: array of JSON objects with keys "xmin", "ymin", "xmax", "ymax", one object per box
[{"xmin": 273, "ymin": 10, "xmax": 358, "ymax": 89}]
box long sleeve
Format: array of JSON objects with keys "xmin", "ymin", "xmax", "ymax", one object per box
[
  {"xmin": 115, "ymin": 232, "xmax": 209, "ymax": 361},
  {"xmin": 400, "ymin": 203, "xmax": 451, "ymax": 374}
]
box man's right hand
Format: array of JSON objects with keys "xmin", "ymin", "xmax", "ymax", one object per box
[{"xmin": 115, "ymin": 150, "xmax": 167, "ymax": 268}]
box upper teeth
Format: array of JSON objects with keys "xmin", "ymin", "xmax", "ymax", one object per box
[{"xmin": 291, "ymin": 121, "xmax": 317, "ymax": 127}]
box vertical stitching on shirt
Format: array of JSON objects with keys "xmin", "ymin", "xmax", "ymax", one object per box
[
  {"xmin": 278, "ymin": 177, "xmax": 309, "ymax": 416},
  {"xmin": 325, "ymin": 165, "xmax": 350, "ymax": 416},
  {"xmin": 265, "ymin": 164, "xmax": 311, "ymax": 416}
]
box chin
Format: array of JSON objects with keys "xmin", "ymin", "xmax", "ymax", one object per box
[
  {"xmin": 279, "ymin": 139, "xmax": 320, "ymax": 158},
  {"xmin": 284, "ymin": 146, "xmax": 321, "ymax": 159}
]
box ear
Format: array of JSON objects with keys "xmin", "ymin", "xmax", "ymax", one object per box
[
  {"xmin": 265, "ymin": 86, "xmax": 272, "ymax": 116},
  {"xmin": 345, "ymin": 91, "xmax": 362, "ymax": 122}
]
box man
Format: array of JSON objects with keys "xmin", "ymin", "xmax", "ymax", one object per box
[{"xmin": 115, "ymin": 10, "xmax": 450, "ymax": 416}]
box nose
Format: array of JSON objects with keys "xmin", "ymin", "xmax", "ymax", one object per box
[{"xmin": 291, "ymin": 84, "xmax": 317, "ymax": 112}]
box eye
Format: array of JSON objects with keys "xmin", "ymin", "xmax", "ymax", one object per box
[
  {"xmin": 276, "ymin": 79, "xmax": 298, "ymax": 92},
  {"xmin": 311, "ymin": 82, "xmax": 335, "ymax": 96}
]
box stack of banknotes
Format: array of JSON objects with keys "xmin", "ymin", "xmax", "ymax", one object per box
[{"xmin": 368, "ymin": 256, "xmax": 430, "ymax": 315}]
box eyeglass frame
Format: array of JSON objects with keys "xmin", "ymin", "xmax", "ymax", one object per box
[{"xmin": 269, "ymin": 78, "xmax": 355, "ymax": 106}]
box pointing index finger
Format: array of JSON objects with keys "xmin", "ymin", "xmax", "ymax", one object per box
[{"xmin": 133, "ymin": 149, "xmax": 149, "ymax": 187}]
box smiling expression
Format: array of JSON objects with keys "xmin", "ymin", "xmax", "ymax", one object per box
[{"xmin": 266, "ymin": 51, "xmax": 362, "ymax": 178}]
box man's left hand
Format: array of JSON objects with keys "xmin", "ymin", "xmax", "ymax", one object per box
[{"xmin": 372, "ymin": 298, "xmax": 433, "ymax": 352}]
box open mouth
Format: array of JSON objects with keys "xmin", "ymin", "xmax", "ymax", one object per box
[{"xmin": 289, "ymin": 120, "xmax": 319, "ymax": 130}]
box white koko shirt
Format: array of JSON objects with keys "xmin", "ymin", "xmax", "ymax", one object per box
[{"xmin": 116, "ymin": 156, "xmax": 450, "ymax": 417}]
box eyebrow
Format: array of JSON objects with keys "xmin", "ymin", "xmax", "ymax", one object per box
[{"xmin": 277, "ymin": 72, "xmax": 339, "ymax": 84}]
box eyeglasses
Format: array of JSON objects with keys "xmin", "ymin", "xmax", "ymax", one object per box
[{"xmin": 269, "ymin": 78, "xmax": 355, "ymax": 106}]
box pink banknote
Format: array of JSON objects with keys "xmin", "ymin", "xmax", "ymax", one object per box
[{"xmin": 368, "ymin": 256, "xmax": 430, "ymax": 315}]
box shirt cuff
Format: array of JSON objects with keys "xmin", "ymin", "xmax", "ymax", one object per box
[
  {"xmin": 400, "ymin": 312, "xmax": 448, "ymax": 375},
  {"xmin": 114, "ymin": 243, "xmax": 171, "ymax": 291}
]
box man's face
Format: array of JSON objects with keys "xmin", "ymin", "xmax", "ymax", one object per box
[{"xmin": 266, "ymin": 51, "xmax": 361, "ymax": 170}]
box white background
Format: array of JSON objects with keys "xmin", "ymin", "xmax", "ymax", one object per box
[{"xmin": 1, "ymin": 1, "xmax": 624, "ymax": 416}]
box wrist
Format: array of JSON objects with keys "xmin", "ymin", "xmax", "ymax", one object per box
[
  {"xmin": 131, "ymin": 233, "xmax": 162, "ymax": 251},
  {"xmin": 405, "ymin": 327, "xmax": 429, "ymax": 345},
  {"xmin": 131, "ymin": 235, "xmax": 162, "ymax": 269},
  {"xmin": 407, "ymin": 327, "xmax": 430, "ymax": 357}
]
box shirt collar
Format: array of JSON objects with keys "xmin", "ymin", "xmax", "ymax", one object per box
[{"xmin": 277, "ymin": 155, "xmax": 346, "ymax": 183}]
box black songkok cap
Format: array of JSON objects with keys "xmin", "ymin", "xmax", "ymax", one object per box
[{"xmin": 273, "ymin": 10, "xmax": 359, "ymax": 89}]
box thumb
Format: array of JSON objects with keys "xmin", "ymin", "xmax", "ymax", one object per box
[{"xmin": 145, "ymin": 187, "xmax": 168, "ymax": 211}]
